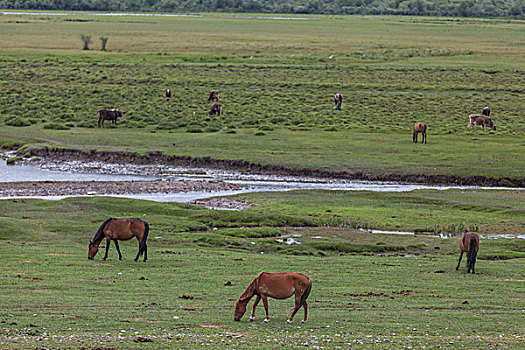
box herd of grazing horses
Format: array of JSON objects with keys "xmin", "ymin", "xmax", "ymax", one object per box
[
  {"xmin": 92, "ymin": 90, "xmax": 491, "ymax": 322},
  {"xmin": 88, "ymin": 215, "xmax": 480, "ymax": 322},
  {"xmin": 99, "ymin": 90, "xmax": 497, "ymax": 143}
]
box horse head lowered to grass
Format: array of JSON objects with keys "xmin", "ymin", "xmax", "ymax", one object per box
[
  {"xmin": 234, "ymin": 272, "xmax": 312, "ymax": 324},
  {"xmin": 88, "ymin": 218, "xmax": 149, "ymax": 262}
]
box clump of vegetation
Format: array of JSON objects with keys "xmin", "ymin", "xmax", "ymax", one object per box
[
  {"xmin": 100, "ymin": 36, "xmax": 108, "ymax": 51},
  {"xmin": 43, "ymin": 122, "xmax": 70, "ymax": 130},
  {"xmin": 80, "ymin": 34, "xmax": 91, "ymax": 50},
  {"xmin": 5, "ymin": 117, "xmax": 31, "ymax": 127}
]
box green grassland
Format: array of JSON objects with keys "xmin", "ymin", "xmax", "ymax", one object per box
[
  {"xmin": 0, "ymin": 12, "xmax": 524, "ymax": 349},
  {"xmin": 0, "ymin": 194, "xmax": 524, "ymax": 349},
  {"xmin": 0, "ymin": 13, "xmax": 524, "ymax": 180}
]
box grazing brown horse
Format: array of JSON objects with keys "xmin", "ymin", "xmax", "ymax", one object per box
[
  {"xmin": 482, "ymin": 106, "xmax": 490, "ymax": 116},
  {"xmin": 166, "ymin": 89, "xmax": 171, "ymax": 101},
  {"xmin": 333, "ymin": 93, "xmax": 343, "ymax": 110},
  {"xmin": 208, "ymin": 90, "xmax": 220, "ymax": 102},
  {"xmin": 468, "ymin": 114, "xmax": 496, "ymax": 131},
  {"xmin": 456, "ymin": 232, "xmax": 479, "ymax": 273},
  {"xmin": 88, "ymin": 218, "xmax": 149, "ymax": 262},
  {"xmin": 98, "ymin": 109, "xmax": 122, "ymax": 128},
  {"xmin": 413, "ymin": 122, "xmax": 427, "ymax": 144},
  {"xmin": 234, "ymin": 272, "xmax": 312, "ymax": 324},
  {"xmin": 209, "ymin": 101, "xmax": 223, "ymax": 116}
]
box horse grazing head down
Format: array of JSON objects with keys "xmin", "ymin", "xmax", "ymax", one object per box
[
  {"xmin": 209, "ymin": 101, "xmax": 222, "ymax": 116},
  {"xmin": 88, "ymin": 241, "xmax": 100, "ymax": 260},
  {"xmin": 233, "ymin": 299, "xmax": 248, "ymax": 321}
]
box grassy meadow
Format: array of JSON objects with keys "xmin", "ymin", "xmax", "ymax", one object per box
[
  {"xmin": 0, "ymin": 12, "xmax": 524, "ymax": 180},
  {"xmin": 0, "ymin": 11, "xmax": 524, "ymax": 349},
  {"xmin": 0, "ymin": 194, "xmax": 524, "ymax": 349}
]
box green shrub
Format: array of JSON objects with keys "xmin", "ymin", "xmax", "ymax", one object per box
[{"xmin": 5, "ymin": 117, "xmax": 31, "ymax": 127}]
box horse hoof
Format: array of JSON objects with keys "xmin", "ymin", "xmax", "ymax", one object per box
[
  {"xmin": 285, "ymin": 320, "xmax": 292, "ymax": 324},
  {"xmin": 263, "ymin": 319, "xmax": 269, "ymax": 323},
  {"xmin": 249, "ymin": 317, "xmax": 254, "ymax": 322},
  {"xmin": 102, "ymin": 258, "xmax": 106, "ymax": 261},
  {"xmin": 301, "ymin": 320, "xmax": 306, "ymax": 324}
]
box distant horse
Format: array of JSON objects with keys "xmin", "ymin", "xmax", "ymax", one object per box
[
  {"xmin": 208, "ymin": 90, "xmax": 220, "ymax": 102},
  {"xmin": 209, "ymin": 101, "xmax": 223, "ymax": 116},
  {"xmin": 88, "ymin": 218, "xmax": 149, "ymax": 262},
  {"xmin": 234, "ymin": 272, "xmax": 312, "ymax": 324},
  {"xmin": 166, "ymin": 89, "xmax": 171, "ymax": 101},
  {"xmin": 468, "ymin": 114, "xmax": 496, "ymax": 131},
  {"xmin": 333, "ymin": 93, "xmax": 343, "ymax": 110},
  {"xmin": 98, "ymin": 109, "xmax": 121, "ymax": 128},
  {"xmin": 455, "ymin": 232, "xmax": 479, "ymax": 273},
  {"xmin": 481, "ymin": 106, "xmax": 490, "ymax": 116},
  {"xmin": 413, "ymin": 122, "xmax": 427, "ymax": 144}
]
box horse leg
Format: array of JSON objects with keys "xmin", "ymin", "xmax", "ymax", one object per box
[
  {"xmin": 423, "ymin": 131, "xmax": 426, "ymax": 144},
  {"xmin": 142, "ymin": 243, "xmax": 147, "ymax": 262},
  {"xmin": 286, "ymin": 293, "xmax": 303, "ymax": 323},
  {"xmin": 261, "ymin": 295, "xmax": 270, "ymax": 323},
  {"xmin": 102, "ymin": 237, "xmax": 111, "ymax": 261},
  {"xmin": 249, "ymin": 295, "xmax": 261, "ymax": 321},
  {"xmin": 113, "ymin": 240, "xmax": 122, "ymax": 261},
  {"xmin": 301, "ymin": 301, "xmax": 308, "ymax": 323},
  {"xmin": 455, "ymin": 251, "xmax": 463, "ymax": 270}
]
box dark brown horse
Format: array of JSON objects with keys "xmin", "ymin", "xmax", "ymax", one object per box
[
  {"xmin": 209, "ymin": 101, "xmax": 223, "ymax": 116},
  {"xmin": 456, "ymin": 232, "xmax": 479, "ymax": 273},
  {"xmin": 482, "ymin": 106, "xmax": 490, "ymax": 116},
  {"xmin": 333, "ymin": 93, "xmax": 343, "ymax": 110},
  {"xmin": 98, "ymin": 109, "xmax": 122, "ymax": 128},
  {"xmin": 413, "ymin": 122, "xmax": 427, "ymax": 143},
  {"xmin": 468, "ymin": 114, "xmax": 496, "ymax": 131},
  {"xmin": 208, "ymin": 90, "xmax": 220, "ymax": 102},
  {"xmin": 88, "ymin": 218, "xmax": 149, "ymax": 262},
  {"xmin": 166, "ymin": 89, "xmax": 171, "ymax": 101},
  {"xmin": 234, "ymin": 272, "xmax": 312, "ymax": 324}
]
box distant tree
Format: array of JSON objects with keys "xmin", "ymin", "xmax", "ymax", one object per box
[
  {"xmin": 80, "ymin": 34, "xmax": 92, "ymax": 50},
  {"xmin": 100, "ymin": 37, "xmax": 108, "ymax": 51}
]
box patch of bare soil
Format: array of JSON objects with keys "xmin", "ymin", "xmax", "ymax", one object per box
[
  {"xmin": 190, "ymin": 197, "xmax": 257, "ymax": 210},
  {"xmin": 0, "ymin": 179, "xmax": 246, "ymax": 197}
]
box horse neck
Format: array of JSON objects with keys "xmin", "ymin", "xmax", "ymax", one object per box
[
  {"xmin": 238, "ymin": 277, "xmax": 258, "ymax": 303},
  {"xmin": 91, "ymin": 218, "xmax": 111, "ymax": 245}
]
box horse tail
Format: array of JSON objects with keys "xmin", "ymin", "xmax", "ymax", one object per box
[
  {"xmin": 296, "ymin": 278, "xmax": 312, "ymax": 313},
  {"xmin": 468, "ymin": 234, "xmax": 478, "ymax": 269},
  {"xmin": 139, "ymin": 221, "xmax": 149, "ymax": 256},
  {"xmin": 93, "ymin": 218, "xmax": 112, "ymax": 243}
]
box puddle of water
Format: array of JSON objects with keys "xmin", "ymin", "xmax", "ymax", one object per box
[{"xmin": 276, "ymin": 238, "xmax": 301, "ymax": 245}]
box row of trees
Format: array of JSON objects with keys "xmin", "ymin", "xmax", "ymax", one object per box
[{"xmin": 1, "ymin": 0, "xmax": 524, "ymax": 18}]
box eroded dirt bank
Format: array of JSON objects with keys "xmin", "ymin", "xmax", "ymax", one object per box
[{"xmin": 25, "ymin": 147, "xmax": 524, "ymax": 187}]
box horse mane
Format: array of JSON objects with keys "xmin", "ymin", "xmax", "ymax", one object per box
[
  {"xmin": 91, "ymin": 218, "xmax": 112, "ymax": 245},
  {"xmin": 238, "ymin": 273, "xmax": 261, "ymax": 302}
]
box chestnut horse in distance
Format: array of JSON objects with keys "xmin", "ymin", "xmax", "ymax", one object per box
[
  {"xmin": 234, "ymin": 272, "xmax": 312, "ymax": 324},
  {"xmin": 455, "ymin": 232, "xmax": 479, "ymax": 273},
  {"xmin": 88, "ymin": 218, "xmax": 149, "ymax": 262},
  {"xmin": 208, "ymin": 90, "xmax": 220, "ymax": 102},
  {"xmin": 413, "ymin": 122, "xmax": 427, "ymax": 144}
]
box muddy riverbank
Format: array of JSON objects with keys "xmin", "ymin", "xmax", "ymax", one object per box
[{"xmin": 25, "ymin": 147, "xmax": 524, "ymax": 187}]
